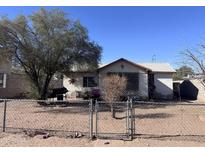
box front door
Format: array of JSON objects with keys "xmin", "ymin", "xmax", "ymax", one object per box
[{"xmin": 148, "ymin": 73, "xmax": 155, "ymax": 99}]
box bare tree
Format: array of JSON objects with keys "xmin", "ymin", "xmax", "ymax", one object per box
[
  {"xmin": 181, "ymin": 50, "xmax": 205, "ymax": 75},
  {"xmin": 101, "ymin": 74, "xmax": 127, "ymax": 118}
]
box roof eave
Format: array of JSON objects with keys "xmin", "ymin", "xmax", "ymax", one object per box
[
  {"xmin": 98, "ymin": 58, "xmax": 152, "ymax": 72},
  {"xmin": 152, "ymin": 71, "xmax": 176, "ymax": 73}
]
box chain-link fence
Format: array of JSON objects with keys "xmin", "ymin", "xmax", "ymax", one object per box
[
  {"xmin": 0, "ymin": 99, "xmax": 134, "ymax": 140},
  {"xmin": 133, "ymin": 102, "xmax": 205, "ymax": 137},
  {"xmin": 0, "ymin": 99, "xmax": 91, "ymax": 137},
  {"xmin": 2, "ymin": 99, "xmax": 205, "ymax": 141}
]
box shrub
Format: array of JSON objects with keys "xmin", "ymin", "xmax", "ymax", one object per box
[
  {"xmin": 91, "ymin": 88, "xmax": 101, "ymax": 99},
  {"xmin": 82, "ymin": 91, "xmax": 92, "ymax": 100},
  {"xmin": 101, "ymin": 74, "xmax": 127, "ymax": 117}
]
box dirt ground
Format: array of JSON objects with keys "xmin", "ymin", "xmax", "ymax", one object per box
[
  {"xmin": 2, "ymin": 132, "xmax": 205, "ymax": 147},
  {"xmin": 1, "ymin": 100, "xmax": 205, "ymax": 146}
]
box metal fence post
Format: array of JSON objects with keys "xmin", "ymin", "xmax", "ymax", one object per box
[
  {"xmin": 128, "ymin": 100, "xmax": 131, "ymax": 139},
  {"xmin": 180, "ymin": 105, "xmax": 184, "ymax": 136},
  {"xmin": 95, "ymin": 100, "xmax": 98, "ymax": 138},
  {"xmin": 89, "ymin": 99, "xmax": 94, "ymax": 139},
  {"xmin": 130, "ymin": 99, "xmax": 134, "ymax": 140},
  {"xmin": 125, "ymin": 99, "xmax": 135, "ymax": 140},
  {"xmin": 132, "ymin": 100, "xmax": 135, "ymax": 135},
  {"xmin": 3, "ymin": 100, "xmax": 7, "ymax": 132},
  {"xmin": 126, "ymin": 100, "xmax": 129, "ymax": 137}
]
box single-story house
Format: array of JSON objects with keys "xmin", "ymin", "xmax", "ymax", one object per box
[
  {"xmin": 0, "ymin": 58, "xmax": 176, "ymax": 100},
  {"xmin": 63, "ymin": 58, "xmax": 176, "ymax": 100}
]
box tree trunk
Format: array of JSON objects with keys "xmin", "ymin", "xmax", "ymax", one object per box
[
  {"xmin": 37, "ymin": 74, "xmax": 53, "ymax": 106},
  {"xmin": 37, "ymin": 88, "xmax": 49, "ymax": 106}
]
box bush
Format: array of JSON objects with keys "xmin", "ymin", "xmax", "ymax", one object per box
[
  {"xmin": 91, "ymin": 88, "xmax": 101, "ymax": 99},
  {"xmin": 82, "ymin": 91, "xmax": 92, "ymax": 100},
  {"xmin": 82, "ymin": 89, "xmax": 101, "ymax": 100},
  {"xmin": 101, "ymin": 74, "xmax": 127, "ymax": 118},
  {"xmin": 102, "ymin": 74, "xmax": 127, "ymax": 102}
]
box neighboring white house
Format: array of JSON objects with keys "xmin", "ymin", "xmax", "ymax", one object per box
[{"xmin": 63, "ymin": 58, "xmax": 176, "ymax": 100}]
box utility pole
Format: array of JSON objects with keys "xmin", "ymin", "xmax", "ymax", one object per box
[{"xmin": 152, "ymin": 54, "xmax": 156, "ymax": 63}]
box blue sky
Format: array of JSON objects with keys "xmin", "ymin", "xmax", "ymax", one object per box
[{"xmin": 0, "ymin": 6, "xmax": 205, "ymax": 68}]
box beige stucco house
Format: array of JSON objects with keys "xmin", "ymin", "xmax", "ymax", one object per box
[
  {"xmin": 0, "ymin": 59, "xmax": 32, "ymax": 98},
  {"xmin": 0, "ymin": 58, "xmax": 175, "ymax": 100},
  {"xmin": 64, "ymin": 58, "xmax": 176, "ymax": 100},
  {"xmin": 0, "ymin": 59, "xmax": 62, "ymax": 99}
]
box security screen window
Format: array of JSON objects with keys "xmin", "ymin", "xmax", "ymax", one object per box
[
  {"xmin": 107, "ymin": 72, "xmax": 139, "ymax": 91},
  {"xmin": 83, "ymin": 76, "xmax": 97, "ymax": 87},
  {"xmin": 124, "ymin": 73, "xmax": 139, "ymax": 91}
]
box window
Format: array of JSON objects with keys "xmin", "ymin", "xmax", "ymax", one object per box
[
  {"xmin": 107, "ymin": 72, "xmax": 139, "ymax": 91},
  {"xmin": 0, "ymin": 73, "xmax": 6, "ymax": 88},
  {"xmin": 83, "ymin": 77, "xmax": 97, "ymax": 87},
  {"xmin": 124, "ymin": 73, "xmax": 139, "ymax": 91}
]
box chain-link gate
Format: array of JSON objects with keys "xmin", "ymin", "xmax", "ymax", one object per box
[{"xmin": 89, "ymin": 100, "xmax": 135, "ymax": 140}]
